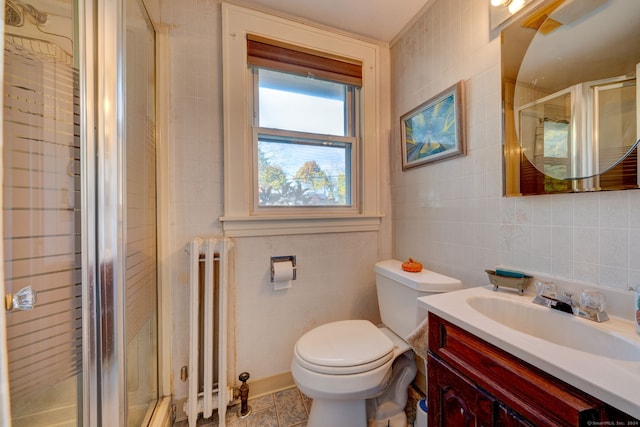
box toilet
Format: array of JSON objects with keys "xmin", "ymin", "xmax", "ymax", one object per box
[{"xmin": 291, "ymin": 259, "xmax": 463, "ymax": 427}]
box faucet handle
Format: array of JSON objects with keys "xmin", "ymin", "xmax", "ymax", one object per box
[
  {"xmin": 535, "ymin": 281, "xmax": 557, "ymax": 298},
  {"xmin": 580, "ymin": 290, "xmax": 606, "ymax": 312}
]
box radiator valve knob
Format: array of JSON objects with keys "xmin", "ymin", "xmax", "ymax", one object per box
[{"xmin": 238, "ymin": 372, "xmax": 251, "ymax": 418}]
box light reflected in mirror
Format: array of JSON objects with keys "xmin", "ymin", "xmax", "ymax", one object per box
[
  {"xmin": 502, "ymin": 0, "xmax": 640, "ymax": 196},
  {"xmin": 490, "ymin": 0, "xmax": 540, "ymax": 36}
]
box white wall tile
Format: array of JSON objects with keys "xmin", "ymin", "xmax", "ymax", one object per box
[
  {"xmin": 532, "ymin": 195, "xmax": 552, "ymax": 226},
  {"xmin": 599, "ymin": 192, "xmax": 629, "ymax": 229},
  {"xmin": 574, "ymin": 227, "xmax": 599, "ymax": 266},
  {"xmin": 600, "ymin": 228, "xmax": 629, "ymax": 269},
  {"xmin": 629, "ymin": 193, "xmax": 640, "ymax": 229},
  {"xmin": 574, "ymin": 193, "xmax": 599, "ymax": 228},
  {"xmin": 552, "ymin": 196, "xmax": 574, "ymax": 227},
  {"xmin": 532, "ymin": 225, "xmax": 552, "ymax": 256},
  {"xmin": 391, "ymin": 0, "xmax": 640, "ymax": 296},
  {"xmin": 600, "ymin": 265, "xmax": 629, "ymax": 290},
  {"xmin": 630, "ymin": 229, "xmax": 640, "ymax": 271}
]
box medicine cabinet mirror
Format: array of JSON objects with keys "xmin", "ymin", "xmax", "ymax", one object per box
[{"xmin": 502, "ymin": 0, "xmax": 640, "ymax": 196}]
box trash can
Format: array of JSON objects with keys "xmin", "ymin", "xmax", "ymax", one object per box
[{"xmin": 415, "ymin": 398, "xmax": 427, "ymax": 426}]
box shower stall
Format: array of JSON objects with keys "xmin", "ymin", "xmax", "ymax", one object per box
[{"xmin": 1, "ymin": 0, "xmax": 162, "ymax": 425}]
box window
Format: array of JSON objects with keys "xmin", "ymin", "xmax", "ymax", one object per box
[
  {"xmin": 541, "ymin": 118, "xmax": 570, "ymax": 180},
  {"xmin": 253, "ymin": 67, "xmax": 358, "ymax": 208},
  {"xmin": 221, "ymin": 4, "xmax": 383, "ymax": 236}
]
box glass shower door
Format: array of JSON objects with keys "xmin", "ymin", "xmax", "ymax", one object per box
[
  {"xmin": 3, "ymin": 0, "xmax": 82, "ymax": 425},
  {"xmin": 124, "ymin": 0, "xmax": 159, "ymax": 424},
  {"xmin": 3, "ymin": 0, "xmax": 160, "ymax": 424}
]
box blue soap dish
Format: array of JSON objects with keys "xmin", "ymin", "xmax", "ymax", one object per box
[{"xmin": 485, "ymin": 269, "xmax": 534, "ymax": 295}]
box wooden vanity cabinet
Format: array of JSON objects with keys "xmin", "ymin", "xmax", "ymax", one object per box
[
  {"xmin": 429, "ymin": 355, "xmax": 495, "ymax": 427},
  {"xmin": 497, "ymin": 404, "xmax": 535, "ymax": 427},
  {"xmin": 427, "ymin": 312, "xmax": 635, "ymax": 426}
]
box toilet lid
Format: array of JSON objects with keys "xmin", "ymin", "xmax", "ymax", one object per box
[{"xmin": 294, "ymin": 320, "xmax": 395, "ymax": 375}]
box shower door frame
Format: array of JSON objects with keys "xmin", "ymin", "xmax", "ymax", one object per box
[
  {"xmin": 93, "ymin": 0, "xmax": 127, "ymax": 422},
  {"xmin": 89, "ymin": 0, "xmax": 164, "ymax": 424},
  {"xmin": 81, "ymin": 0, "xmax": 130, "ymax": 421},
  {"xmin": 80, "ymin": 0, "xmax": 100, "ymax": 424},
  {"xmin": 0, "ymin": 2, "xmax": 11, "ymax": 423},
  {"xmin": 87, "ymin": 0, "xmax": 168, "ymax": 424}
]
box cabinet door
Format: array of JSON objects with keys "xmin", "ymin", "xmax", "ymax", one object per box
[
  {"xmin": 498, "ymin": 404, "xmax": 535, "ymax": 427},
  {"xmin": 428, "ymin": 313, "xmax": 608, "ymax": 426},
  {"xmin": 428, "ymin": 354, "xmax": 494, "ymax": 427}
]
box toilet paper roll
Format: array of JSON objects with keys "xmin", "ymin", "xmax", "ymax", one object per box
[{"xmin": 272, "ymin": 260, "xmax": 294, "ymax": 290}]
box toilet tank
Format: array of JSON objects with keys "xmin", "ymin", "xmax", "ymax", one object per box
[{"xmin": 374, "ymin": 259, "xmax": 463, "ymax": 340}]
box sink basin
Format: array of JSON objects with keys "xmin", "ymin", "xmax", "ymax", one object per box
[
  {"xmin": 419, "ymin": 286, "xmax": 640, "ymax": 418},
  {"xmin": 467, "ymin": 296, "xmax": 640, "ymax": 361}
]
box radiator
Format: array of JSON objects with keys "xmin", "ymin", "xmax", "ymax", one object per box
[{"xmin": 184, "ymin": 237, "xmax": 234, "ymax": 427}]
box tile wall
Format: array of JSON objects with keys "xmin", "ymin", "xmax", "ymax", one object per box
[{"xmin": 390, "ymin": 0, "xmax": 640, "ymax": 292}]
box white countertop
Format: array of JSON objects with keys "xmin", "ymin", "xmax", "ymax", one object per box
[{"xmin": 418, "ymin": 286, "xmax": 640, "ymax": 419}]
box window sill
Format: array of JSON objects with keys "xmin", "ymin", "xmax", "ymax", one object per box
[{"xmin": 219, "ymin": 214, "xmax": 383, "ymax": 237}]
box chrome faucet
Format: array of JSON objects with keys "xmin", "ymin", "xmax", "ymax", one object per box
[{"xmin": 532, "ymin": 282, "xmax": 609, "ymax": 323}]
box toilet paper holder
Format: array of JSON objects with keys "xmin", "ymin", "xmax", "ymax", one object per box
[{"xmin": 270, "ymin": 255, "xmax": 297, "ymax": 282}]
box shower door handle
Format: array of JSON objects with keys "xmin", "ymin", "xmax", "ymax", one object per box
[{"xmin": 4, "ymin": 286, "xmax": 36, "ymax": 312}]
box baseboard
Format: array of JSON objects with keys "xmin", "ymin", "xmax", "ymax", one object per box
[
  {"xmin": 245, "ymin": 371, "xmax": 295, "ymax": 399},
  {"xmin": 173, "ymin": 372, "xmax": 296, "ymax": 422}
]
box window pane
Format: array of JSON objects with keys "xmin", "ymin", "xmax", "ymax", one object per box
[
  {"xmin": 543, "ymin": 120, "xmax": 569, "ymax": 158},
  {"xmin": 258, "ymin": 69, "xmax": 348, "ymax": 136},
  {"xmin": 258, "ymin": 136, "xmax": 351, "ymax": 206}
]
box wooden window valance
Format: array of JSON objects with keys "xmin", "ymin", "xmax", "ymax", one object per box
[{"xmin": 246, "ymin": 34, "xmax": 363, "ymax": 87}]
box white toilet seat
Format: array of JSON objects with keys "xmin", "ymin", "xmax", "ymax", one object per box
[
  {"xmin": 294, "ymin": 320, "xmax": 395, "ymax": 375},
  {"xmin": 294, "ymin": 346, "xmax": 394, "ymax": 375}
]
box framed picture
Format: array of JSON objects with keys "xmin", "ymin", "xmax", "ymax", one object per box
[{"xmin": 400, "ymin": 81, "xmax": 466, "ymax": 170}]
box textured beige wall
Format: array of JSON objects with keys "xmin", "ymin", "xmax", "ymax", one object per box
[{"xmin": 159, "ymin": 0, "xmax": 392, "ymax": 400}]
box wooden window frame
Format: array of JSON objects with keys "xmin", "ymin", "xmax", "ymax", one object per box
[{"xmin": 220, "ymin": 3, "xmax": 383, "ymax": 237}]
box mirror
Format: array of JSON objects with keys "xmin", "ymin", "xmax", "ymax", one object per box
[{"xmin": 502, "ymin": 0, "xmax": 640, "ymax": 196}]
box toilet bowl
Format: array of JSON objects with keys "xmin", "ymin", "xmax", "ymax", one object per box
[{"xmin": 291, "ymin": 259, "xmax": 462, "ymax": 427}]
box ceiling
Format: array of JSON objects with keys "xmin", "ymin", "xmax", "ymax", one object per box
[{"xmin": 235, "ymin": 0, "xmax": 434, "ymax": 42}]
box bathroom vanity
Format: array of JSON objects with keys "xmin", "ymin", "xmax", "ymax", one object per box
[
  {"xmin": 428, "ymin": 313, "xmax": 634, "ymax": 426},
  {"xmin": 419, "ymin": 287, "xmax": 640, "ymax": 426}
]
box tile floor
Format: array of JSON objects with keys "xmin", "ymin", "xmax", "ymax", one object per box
[
  {"xmin": 173, "ymin": 385, "xmax": 423, "ymax": 427},
  {"xmin": 173, "ymin": 387, "xmax": 310, "ymax": 427}
]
